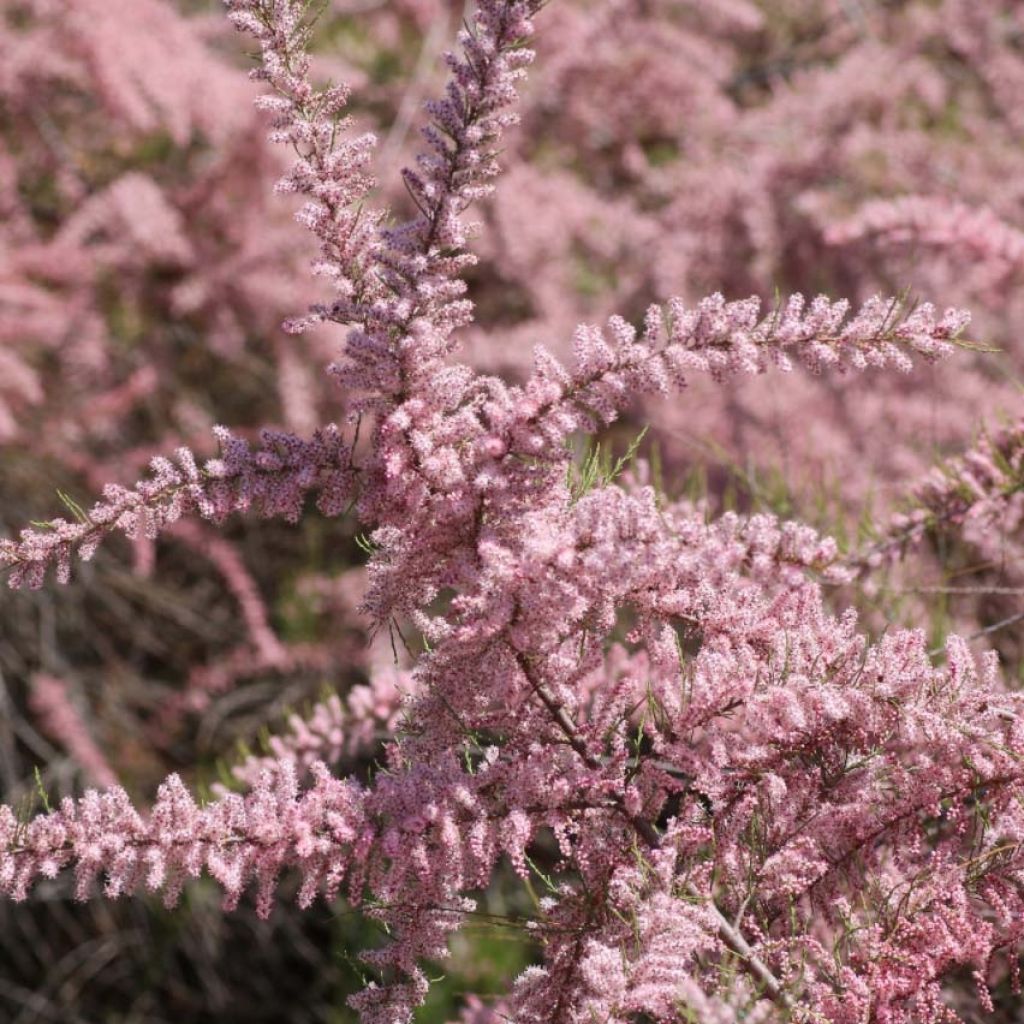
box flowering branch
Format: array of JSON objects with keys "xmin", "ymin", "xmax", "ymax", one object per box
[
  {"xmin": 224, "ymin": 0, "xmax": 383, "ymax": 318},
  {"xmin": 854, "ymin": 416, "xmax": 1024, "ymax": 571},
  {"xmin": 1, "ymin": 426, "xmax": 353, "ymax": 589},
  {"xmin": 526, "ymin": 292, "xmax": 969, "ymax": 440},
  {"xmin": 0, "ymin": 762, "xmax": 367, "ymax": 917},
  {"xmin": 828, "ymin": 195, "xmax": 1024, "ymax": 278},
  {"xmin": 28, "ymin": 674, "xmax": 118, "ymax": 790}
]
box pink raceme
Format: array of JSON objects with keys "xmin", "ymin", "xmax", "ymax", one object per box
[{"xmin": 1, "ymin": 425, "xmax": 354, "ymax": 588}]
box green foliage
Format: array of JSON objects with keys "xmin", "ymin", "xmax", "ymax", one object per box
[{"xmin": 567, "ymin": 426, "xmax": 649, "ymax": 503}]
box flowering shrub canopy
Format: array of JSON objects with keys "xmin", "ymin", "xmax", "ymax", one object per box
[{"xmin": 3, "ymin": 1, "xmax": 1024, "ymax": 1022}]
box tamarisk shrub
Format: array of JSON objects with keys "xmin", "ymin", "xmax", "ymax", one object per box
[{"xmin": 2, "ymin": 1, "xmax": 1022, "ymax": 1022}]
